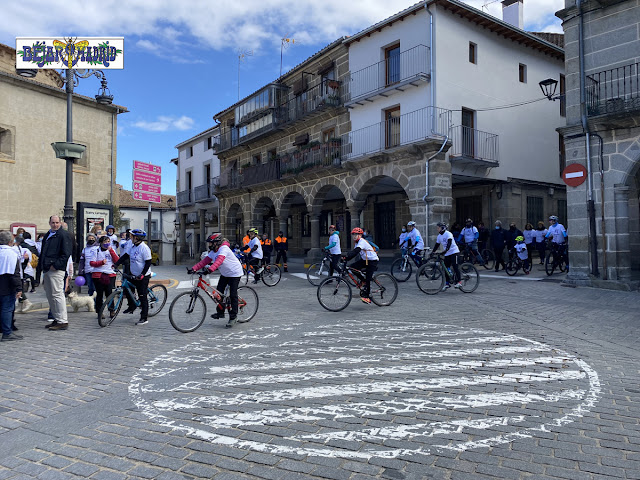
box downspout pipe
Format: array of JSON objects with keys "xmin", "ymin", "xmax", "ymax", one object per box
[
  {"xmin": 591, "ymin": 133, "xmax": 607, "ymax": 279},
  {"xmin": 577, "ymin": 0, "xmax": 599, "ymax": 276}
]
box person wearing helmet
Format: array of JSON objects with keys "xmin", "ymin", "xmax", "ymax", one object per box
[
  {"xmin": 432, "ymin": 222, "xmax": 461, "ymax": 290},
  {"xmin": 188, "ymin": 233, "xmax": 244, "ymax": 327},
  {"xmin": 105, "ymin": 225, "xmax": 119, "ymax": 249},
  {"xmin": 245, "ymin": 228, "xmax": 264, "ymax": 284},
  {"xmin": 457, "ymin": 218, "xmax": 484, "ymax": 265},
  {"xmin": 405, "ymin": 221, "xmax": 425, "ymax": 267},
  {"xmin": 323, "ymin": 225, "xmax": 342, "ymax": 276},
  {"xmin": 514, "ymin": 235, "xmax": 530, "ymax": 273},
  {"xmin": 343, "ymin": 227, "xmax": 379, "ymax": 304},
  {"xmin": 114, "ymin": 229, "xmax": 152, "ymax": 325},
  {"xmin": 545, "ymin": 215, "xmax": 569, "ymax": 269}
]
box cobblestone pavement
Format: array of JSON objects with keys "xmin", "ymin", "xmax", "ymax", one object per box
[{"xmin": 1, "ymin": 265, "xmax": 639, "ymax": 480}]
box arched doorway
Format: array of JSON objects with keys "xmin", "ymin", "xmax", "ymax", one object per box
[
  {"xmin": 280, "ymin": 191, "xmax": 308, "ymax": 255},
  {"xmin": 253, "ymin": 196, "xmax": 278, "ymax": 238},
  {"xmin": 226, "ymin": 203, "xmax": 244, "ymax": 247},
  {"xmin": 311, "ymin": 184, "xmax": 350, "ymax": 249}
]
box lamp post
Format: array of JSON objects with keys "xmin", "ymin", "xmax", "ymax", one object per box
[{"xmin": 20, "ymin": 67, "xmax": 113, "ymax": 237}]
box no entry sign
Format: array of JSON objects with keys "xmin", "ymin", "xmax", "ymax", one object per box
[{"xmin": 562, "ymin": 163, "xmax": 588, "ymax": 187}]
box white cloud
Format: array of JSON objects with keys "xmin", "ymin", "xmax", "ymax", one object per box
[{"xmin": 133, "ymin": 115, "xmax": 195, "ymax": 132}]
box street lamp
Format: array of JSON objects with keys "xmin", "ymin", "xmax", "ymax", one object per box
[
  {"xmin": 19, "ymin": 67, "xmax": 114, "ymax": 237},
  {"xmin": 539, "ymin": 78, "xmax": 559, "ymax": 100}
]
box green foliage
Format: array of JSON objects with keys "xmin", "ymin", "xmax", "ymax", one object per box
[{"xmin": 98, "ymin": 199, "xmax": 125, "ymax": 231}]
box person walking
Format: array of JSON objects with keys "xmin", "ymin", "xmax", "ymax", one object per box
[
  {"xmin": 523, "ymin": 223, "xmax": 535, "ymax": 264},
  {"xmin": 477, "ymin": 222, "xmax": 489, "ymax": 252},
  {"xmin": 274, "ymin": 231, "xmax": 289, "ymax": 272},
  {"xmin": 490, "ymin": 220, "xmax": 507, "ymax": 272},
  {"xmin": 534, "ymin": 221, "xmax": 548, "ymax": 264},
  {"xmin": 79, "ymin": 233, "xmax": 97, "ymax": 297},
  {"xmin": 0, "ymin": 231, "xmax": 22, "ymax": 342},
  {"xmin": 36, "ymin": 215, "xmax": 73, "ymax": 331}
]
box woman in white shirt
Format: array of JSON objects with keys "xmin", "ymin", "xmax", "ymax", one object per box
[
  {"xmin": 433, "ymin": 222, "xmax": 461, "ymax": 290},
  {"xmin": 343, "ymin": 227, "xmax": 379, "ymax": 304},
  {"xmin": 534, "ymin": 221, "xmax": 548, "ymax": 264}
]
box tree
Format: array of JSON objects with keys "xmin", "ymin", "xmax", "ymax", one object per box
[{"xmin": 98, "ymin": 199, "xmax": 125, "ymax": 231}]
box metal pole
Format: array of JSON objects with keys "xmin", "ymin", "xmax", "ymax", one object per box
[
  {"xmin": 148, "ymin": 202, "xmax": 152, "ymax": 243},
  {"xmin": 64, "ymin": 68, "xmax": 75, "ymax": 237}
]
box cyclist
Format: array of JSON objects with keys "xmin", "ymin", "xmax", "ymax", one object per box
[
  {"xmin": 457, "ymin": 218, "xmax": 484, "ymax": 265},
  {"xmin": 114, "ymin": 229, "xmax": 152, "ymax": 325},
  {"xmin": 514, "ymin": 235, "xmax": 530, "ymax": 274},
  {"xmin": 432, "ymin": 222, "xmax": 461, "ymax": 290},
  {"xmin": 342, "ymin": 227, "xmax": 379, "ymax": 304},
  {"xmin": 398, "ymin": 226, "xmax": 408, "ymax": 255},
  {"xmin": 405, "ymin": 221, "xmax": 425, "ymax": 268},
  {"xmin": 188, "ymin": 233, "xmax": 243, "ymax": 328},
  {"xmin": 323, "ymin": 224, "xmax": 342, "ymax": 276},
  {"xmin": 245, "ymin": 228, "xmax": 264, "ymax": 284},
  {"xmin": 545, "ymin": 215, "xmax": 569, "ymax": 269}
]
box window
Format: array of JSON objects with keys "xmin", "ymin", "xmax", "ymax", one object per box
[
  {"xmin": 526, "ymin": 196, "xmax": 544, "ymax": 226},
  {"xmin": 205, "ymin": 164, "xmax": 211, "ymax": 185},
  {"xmin": 519, "ymin": 64, "xmax": 527, "ymax": 83},
  {"xmin": 557, "ymin": 200, "xmax": 567, "ymax": 225},
  {"xmin": 323, "ymin": 128, "xmax": 335, "ymax": 143},
  {"xmin": 320, "ymin": 211, "xmax": 333, "ymax": 236},
  {"xmin": 207, "ymin": 137, "xmax": 213, "ymax": 149},
  {"xmin": 144, "ymin": 219, "xmax": 159, "ymax": 241},
  {"xmin": 186, "ymin": 171, "xmax": 192, "ymax": 191},
  {"xmin": 384, "ymin": 106, "xmax": 401, "ymax": 149},
  {"xmin": 385, "ymin": 43, "xmax": 400, "ymax": 86},
  {"xmin": 559, "ymin": 133, "xmax": 566, "ymax": 177},
  {"xmin": 252, "ymin": 153, "xmax": 262, "ymax": 165},
  {"xmin": 469, "ymin": 42, "xmax": 477, "ymax": 64},
  {"xmin": 187, "ymin": 146, "xmax": 193, "ymax": 158},
  {"xmin": 0, "ymin": 125, "xmax": 15, "ymax": 162},
  {"xmin": 267, "ymin": 148, "xmax": 277, "ymax": 161},
  {"xmin": 461, "ymin": 108, "xmax": 475, "ymax": 157},
  {"xmin": 301, "ymin": 213, "xmax": 311, "ymax": 237},
  {"xmin": 120, "ymin": 219, "xmax": 131, "ymax": 231},
  {"xmin": 560, "ymin": 74, "xmax": 566, "ymax": 117}
]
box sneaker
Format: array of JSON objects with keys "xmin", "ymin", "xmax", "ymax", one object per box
[
  {"xmin": 20, "ymin": 300, "xmax": 33, "ymax": 313},
  {"xmin": 454, "ymin": 282, "xmax": 463, "ymax": 289},
  {"xmin": 123, "ymin": 307, "xmax": 136, "ymax": 314},
  {"xmin": 45, "ymin": 320, "xmax": 58, "ymax": 329},
  {"xmin": 136, "ymin": 319, "xmax": 148, "ymax": 326},
  {"xmin": 11, "ymin": 323, "xmax": 18, "ymax": 331},
  {"xmin": 29, "ymin": 289, "xmax": 36, "ymax": 293},
  {"xmin": 225, "ymin": 316, "xmax": 237, "ymax": 328},
  {"xmin": 1, "ymin": 333, "xmax": 23, "ymax": 341},
  {"xmin": 211, "ymin": 312, "xmax": 225, "ymax": 319},
  {"xmin": 256, "ymin": 266, "xmax": 264, "ymax": 274},
  {"xmin": 360, "ymin": 297, "xmax": 372, "ymax": 305},
  {"xmin": 251, "ymin": 279, "xmax": 259, "ymax": 284},
  {"xmin": 48, "ymin": 322, "xmax": 68, "ymax": 331},
  {"xmin": 441, "ymin": 284, "xmax": 451, "ymax": 291}
]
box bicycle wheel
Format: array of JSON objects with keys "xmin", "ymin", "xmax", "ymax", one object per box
[
  {"xmin": 416, "ymin": 262, "xmax": 444, "ymax": 295},
  {"xmin": 261, "ymin": 264, "xmax": 281, "ymax": 287},
  {"xmin": 317, "ymin": 277, "xmax": 352, "ymax": 312},
  {"xmin": 390, "ymin": 258, "xmax": 412, "ymax": 282},
  {"xmin": 370, "ymin": 273, "xmax": 398, "ymax": 306},
  {"xmin": 306, "ymin": 262, "xmax": 328, "ymax": 286},
  {"xmin": 236, "ymin": 286, "xmax": 259, "ymax": 323},
  {"xmin": 458, "ymin": 263, "xmax": 480, "ymax": 293},
  {"xmin": 545, "ymin": 252, "xmax": 555, "ymax": 276},
  {"xmin": 558, "ymin": 254, "xmax": 567, "ymax": 273},
  {"xmin": 505, "ymin": 260, "xmax": 519, "ymax": 276},
  {"xmin": 147, "ymin": 284, "xmax": 167, "ymax": 317},
  {"xmin": 98, "ymin": 290, "xmax": 124, "ymax": 328},
  {"xmin": 481, "ymin": 249, "xmax": 495, "ymax": 270},
  {"xmin": 169, "ymin": 291, "xmax": 207, "ymax": 333},
  {"xmin": 522, "ymin": 261, "xmax": 531, "ymax": 275}
]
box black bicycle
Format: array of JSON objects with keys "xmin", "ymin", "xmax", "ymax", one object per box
[
  {"xmin": 505, "ymin": 254, "xmax": 531, "ymax": 276},
  {"xmin": 416, "ymin": 254, "xmax": 480, "ymax": 295},
  {"xmin": 458, "ymin": 243, "xmax": 494, "ymax": 270},
  {"xmin": 306, "ymin": 251, "xmax": 334, "ymax": 286},
  {"xmin": 390, "ymin": 248, "xmax": 428, "ymax": 282},
  {"xmin": 545, "ymin": 242, "xmax": 568, "ymax": 276}
]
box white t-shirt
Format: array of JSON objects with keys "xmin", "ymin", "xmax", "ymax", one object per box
[
  {"xmin": 12, "ymin": 245, "xmax": 24, "ymax": 278},
  {"xmin": 88, "ymin": 246, "xmax": 117, "ymax": 274},
  {"xmin": 546, "ymin": 224, "xmax": 567, "ymax": 244},
  {"xmin": 461, "ymin": 226, "xmax": 478, "ymax": 244},
  {"xmin": 436, "ymin": 231, "xmax": 460, "ymax": 257},
  {"xmin": 81, "ymin": 246, "xmax": 95, "ymax": 274},
  {"xmin": 119, "ymin": 239, "xmax": 131, "ymax": 256},
  {"xmin": 523, "ymin": 229, "xmax": 535, "ymax": 244},
  {"xmin": 534, "ymin": 228, "xmax": 548, "ymax": 243},
  {"xmin": 515, "ymin": 243, "xmax": 529, "ymax": 260},
  {"xmin": 247, "ymin": 237, "xmax": 263, "ymax": 259},
  {"xmin": 355, "ymin": 238, "xmax": 379, "ymax": 261},
  {"xmin": 398, "ymin": 231, "xmax": 408, "ymax": 247},
  {"xmin": 206, "ymin": 244, "xmax": 244, "ymax": 278},
  {"xmin": 406, "ymin": 228, "xmax": 424, "ymax": 251},
  {"xmin": 15, "ymin": 244, "xmax": 33, "ymax": 278},
  {"xmin": 129, "ymin": 242, "xmax": 152, "ymax": 277},
  {"xmin": 327, "ymin": 232, "xmax": 341, "ymax": 255}
]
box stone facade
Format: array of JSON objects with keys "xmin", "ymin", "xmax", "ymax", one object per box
[
  {"xmin": 0, "ymin": 43, "xmax": 126, "ymax": 234},
  {"xmin": 557, "ymin": 0, "xmax": 640, "ymax": 288}
]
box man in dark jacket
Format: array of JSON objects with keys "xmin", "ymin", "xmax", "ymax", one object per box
[
  {"xmin": 490, "ymin": 220, "xmax": 507, "ymax": 272},
  {"xmin": 0, "ymin": 231, "xmax": 22, "ymax": 341},
  {"xmin": 505, "ymin": 222, "xmax": 524, "ymax": 251},
  {"xmin": 36, "ymin": 215, "xmax": 73, "ymax": 331}
]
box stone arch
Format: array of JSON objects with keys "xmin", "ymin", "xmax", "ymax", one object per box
[
  {"xmin": 620, "ymin": 146, "xmax": 640, "ymax": 274},
  {"xmin": 351, "ymin": 164, "xmax": 413, "ymax": 205},
  {"xmin": 253, "ymin": 195, "xmax": 278, "ymax": 238},
  {"xmin": 225, "ymin": 202, "xmax": 244, "ymax": 246},
  {"xmin": 308, "ymin": 177, "xmax": 351, "ymax": 213},
  {"xmin": 277, "ymin": 186, "xmax": 309, "ymax": 219}
]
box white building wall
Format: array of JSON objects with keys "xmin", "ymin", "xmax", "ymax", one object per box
[{"xmin": 120, "ymin": 208, "xmax": 176, "ymax": 263}]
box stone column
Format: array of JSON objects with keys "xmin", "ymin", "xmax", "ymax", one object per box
[
  {"xmin": 199, "ymin": 209, "xmax": 206, "ymax": 253},
  {"xmin": 306, "ymin": 213, "xmax": 322, "ymax": 262},
  {"xmin": 614, "ymin": 185, "xmax": 631, "ymax": 280}
]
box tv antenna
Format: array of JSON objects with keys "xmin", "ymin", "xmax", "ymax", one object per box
[
  {"xmin": 280, "ymin": 35, "xmax": 295, "ymax": 78},
  {"xmin": 238, "ymin": 49, "xmax": 253, "ymax": 100}
]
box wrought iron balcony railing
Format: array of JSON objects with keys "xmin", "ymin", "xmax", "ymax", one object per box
[
  {"xmin": 587, "ymin": 62, "xmax": 640, "ymax": 116},
  {"xmin": 448, "ymin": 125, "xmax": 499, "ymax": 165},
  {"xmin": 176, "ymin": 189, "xmax": 193, "ymax": 207},
  {"xmin": 194, "ymin": 180, "xmax": 219, "ymax": 203}
]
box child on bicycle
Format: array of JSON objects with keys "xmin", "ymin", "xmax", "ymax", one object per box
[
  {"xmin": 342, "ymin": 227, "xmax": 379, "ymax": 304},
  {"xmin": 515, "ymin": 235, "xmax": 530, "ymax": 274},
  {"xmin": 431, "ymin": 222, "xmax": 461, "ymax": 290},
  {"xmin": 323, "ymin": 225, "xmax": 342, "ymax": 276},
  {"xmin": 189, "ymin": 233, "xmax": 244, "ymax": 328}
]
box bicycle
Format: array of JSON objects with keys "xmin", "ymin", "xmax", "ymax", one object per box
[
  {"xmin": 389, "ymin": 248, "xmax": 428, "ymax": 282},
  {"xmin": 458, "ymin": 243, "xmax": 495, "ymax": 270},
  {"xmin": 234, "ymin": 251, "xmax": 282, "ymax": 287},
  {"xmin": 317, "ymin": 259, "xmax": 398, "ymax": 312},
  {"xmin": 505, "ymin": 255, "xmax": 531, "ymax": 276},
  {"xmin": 169, "ymin": 269, "xmax": 259, "ymax": 333},
  {"xmin": 307, "ymin": 251, "xmax": 335, "ymax": 286},
  {"xmin": 416, "ymin": 253, "xmax": 480, "ymax": 295},
  {"xmin": 98, "ymin": 272, "xmax": 168, "ymax": 327},
  {"xmin": 545, "ymin": 242, "xmax": 568, "ymax": 276}
]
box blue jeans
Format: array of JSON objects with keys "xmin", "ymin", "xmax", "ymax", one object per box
[
  {"xmin": 84, "ymin": 273, "xmax": 95, "ymax": 296},
  {"xmin": 0, "ymin": 294, "xmax": 16, "ymax": 336}
]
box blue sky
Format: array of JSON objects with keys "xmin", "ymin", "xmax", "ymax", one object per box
[{"xmin": 2, "ymin": 0, "xmax": 563, "ymax": 196}]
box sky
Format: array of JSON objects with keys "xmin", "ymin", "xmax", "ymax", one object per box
[{"xmin": 2, "ymin": 0, "xmax": 564, "ymax": 196}]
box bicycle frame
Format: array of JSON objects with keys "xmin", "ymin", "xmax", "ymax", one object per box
[{"xmin": 191, "ymin": 272, "xmax": 247, "ymax": 311}]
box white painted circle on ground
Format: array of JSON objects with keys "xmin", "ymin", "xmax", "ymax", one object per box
[{"xmin": 129, "ymin": 321, "xmax": 600, "ymax": 459}]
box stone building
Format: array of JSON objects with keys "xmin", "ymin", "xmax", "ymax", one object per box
[
  {"xmin": 0, "ymin": 43, "xmax": 126, "ymax": 233},
  {"xmin": 557, "ymin": 0, "xmax": 640, "ymax": 288},
  {"xmin": 203, "ymin": 0, "xmax": 566, "ymax": 262}
]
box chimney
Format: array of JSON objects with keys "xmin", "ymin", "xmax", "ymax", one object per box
[{"xmin": 502, "ymin": 0, "xmax": 524, "ymax": 30}]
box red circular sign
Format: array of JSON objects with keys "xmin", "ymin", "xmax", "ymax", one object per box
[{"xmin": 562, "ymin": 163, "xmax": 588, "ymax": 187}]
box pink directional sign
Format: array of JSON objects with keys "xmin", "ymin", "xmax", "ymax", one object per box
[
  {"xmin": 133, "ymin": 191, "xmax": 161, "ymax": 203},
  {"xmin": 133, "ymin": 182, "xmax": 161, "ymax": 194},
  {"xmin": 133, "ymin": 170, "xmax": 161, "ymax": 185},
  {"xmin": 134, "ymin": 160, "xmax": 162, "ymax": 174}
]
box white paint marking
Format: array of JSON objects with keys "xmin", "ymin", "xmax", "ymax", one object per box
[{"xmin": 566, "ymin": 171, "xmax": 584, "ymax": 178}]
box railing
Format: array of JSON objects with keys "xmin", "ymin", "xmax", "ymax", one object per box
[
  {"xmin": 448, "ymin": 125, "xmax": 499, "ymax": 164},
  {"xmin": 279, "ymin": 142, "xmax": 343, "ymax": 176},
  {"xmin": 587, "ymin": 62, "xmax": 640, "ymax": 116},
  {"xmin": 241, "ymin": 160, "xmax": 281, "ymax": 187},
  {"xmin": 342, "ymin": 106, "xmax": 450, "ymax": 159},
  {"xmin": 194, "ymin": 181, "xmax": 218, "ymax": 202},
  {"xmin": 176, "ymin": 189, "xmax": 193, "ymax": 207},
  {"xmin": 343, "ymin": 45, "xmax": 430, "ymax": 103}
]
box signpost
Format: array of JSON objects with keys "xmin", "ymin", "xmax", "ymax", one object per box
[
  {"xmin": 133, "ymin": 161, "xmax": 162, "ymax": 254},
  {"xmin": 562, "ymin": 163, "xmax": 588, "ymax": 187}
]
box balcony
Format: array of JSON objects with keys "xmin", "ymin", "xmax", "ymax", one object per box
[
  {"xmin": 343, "ymin": 45, "xmax": 430, "ymax": 107},
  {"xmin": 241, "ymin": 160, "xmax": 281, "ymax": 187},
  {"xmin": 587, "ymin": 62, "xmax": 640, "ymax": 122},
  {"xmin": 176, "ymin": 189, "xmax": 193, "ymax": 207},
  {"xmin": 279, "ymin": 141, "xmax": 343, "ymax": 177},
  {"xmin": 448, "ymin": 125, "xmax": 499, "ymax": 168},
  {"xmin": 194, "ymin": 180, "xmax": 219, "ymax": 203},
  {"xmin": 343, "ymin": 106, "xmax": 450, "ymax": 160}
]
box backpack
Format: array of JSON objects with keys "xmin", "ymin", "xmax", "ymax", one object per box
[
  {"xmin": 364, "ymin": 239, "xmax": 380, "ymax": 253},
  {"xmin": 30, "ymin": 254, "xmax": 39, "ymax": 269}
]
